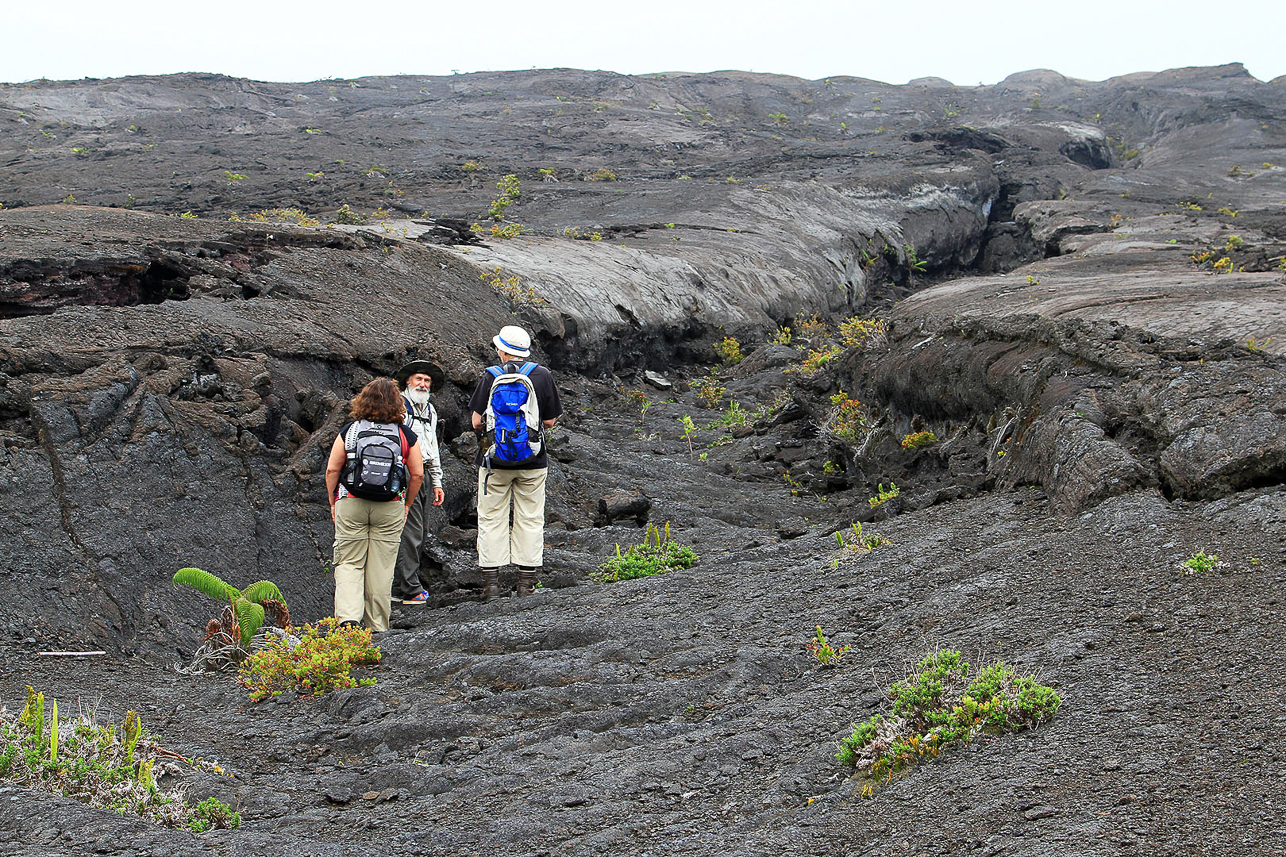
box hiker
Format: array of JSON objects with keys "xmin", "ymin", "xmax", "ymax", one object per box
[
  {"xmin": 469, "ymin": 325, "xmax": 563, "ymax": 597},
  {"xmin": 392, "ymin": 359, "xmax": 446, "ymax": 605},
  {"xmin": 325, "ymin": 377, "xmax": 424, "ymax": 631}
]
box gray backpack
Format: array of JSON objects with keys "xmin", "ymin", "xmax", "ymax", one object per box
[{"xmin": 339, "ymin": 420, "xmax": 407, "ymax": 501}]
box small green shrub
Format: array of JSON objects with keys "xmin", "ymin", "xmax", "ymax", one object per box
[
  {"xmin": 714, "ymin": 336, "xmax": 743, "ymax": 365},
  {"xmin": 481, "ymin": 267, "xmax": 543, "ymax": 306},
  {"xmin": 839, "ymin": 317, "xmax": 887, "ymax": 349},
  {"xmin": 837, "ymin": 651, "xmax": 1060, "ymax": 783},
  {"xmin": 237, "ymin": 617, "xmax": 381, "ymax": 701},
  {"xmin": 1183, "ymin": 551, "xmax": 1218, "ymax": 574},
  {"xmin": 172, "ymin": 568, "xmax": 289, "ymax": 651},
  {"xmin": 823, "ymin": 392, "xmax": 868, "ymax": 443},
  {"xmin": 593, "ymin": 522, "xmax": 698, "ymax": 583},
  {"xmin": 806, "ymin": 626, "xmax": 850, "ymax": 665},
  {"xmin": 901, "ymin": 430, "xmax": 938, "ymax": 450},
  {"xmin": 332, "ymin": 203, "xmax": 366, "ymax": 224},
  {"xmin": 587, "ymin": 168, "xmax": 617, "ymax": 182},
  {"xmin": 868, "ymin": 482, "xmax": 899, "ymax": 508},
  {"xmin": 693, "ymin": 370, "xmax": 725, "ymax": 409},
  {"xmin": 833, "ymin": 521, "xmax": 888, "ymax": 556}
]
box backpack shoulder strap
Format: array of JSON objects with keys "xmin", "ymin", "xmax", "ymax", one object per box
[
  {"xmin": 485, "ymin": 365, "xmax": 504, "ymax": 379},
  {"xmin": 519, "ymin": 362, "xmax": 538, "ymax": 376}
]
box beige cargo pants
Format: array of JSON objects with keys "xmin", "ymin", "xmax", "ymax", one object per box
[
  {"xmin": 333, "ymin": 496, "xmax": 406, "ymax": 631},
  {"xmin": 476, "ymin": 467, "xmax": 547, "ymax": 567}
]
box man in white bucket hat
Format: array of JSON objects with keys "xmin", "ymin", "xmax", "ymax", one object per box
[{"xmin": 469, "ymin": 325, "xmax": 562, "ymax": 598}]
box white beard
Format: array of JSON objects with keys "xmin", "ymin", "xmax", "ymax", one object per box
[{"xmin": 406, "ymin": 388, "xmax": 431, "ymax": 406}]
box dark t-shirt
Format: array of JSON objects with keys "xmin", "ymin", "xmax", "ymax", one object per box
[{"xmin": 469, "ymin": 362, "xmax": 563, "ymax": 469}]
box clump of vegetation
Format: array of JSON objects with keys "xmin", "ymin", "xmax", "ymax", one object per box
[
  {"xmin": 1183, "ymin": 551, "xmax": 1219, "ymax": 574},
  {"xmin": 795, "ymin": 313, "xmax": 830, "ymax": 342},
  {"xmin": 901, "ymin": 430, "xmax": 938, "ymax": 450},
  {"xmin": 587, "ymin": 168, "xmax": 617, "ymax": 182},
  {"xmin": 769, "ymin": 326, "xmax": 792, "ymax": 346},
  {"xmin": 868, "ymin": 482, "xmax": 899, "ymax": 508},
  {"xmin": 481, "ymin": 267, "xmax": 543, "ymax": 306},
  {"xmin": 332, "ymin": 203, "xmax": 366, "ymax": 224},
  {"xmin": 693, "ymin": 369, "xmax": 726, "ymax": 408},
  {"xmin": 839, "ymin": 317, "xmax": 887, "ymax": 349},
  {"xmin": 172, "ymin": 568, "xmax": 289, "ymax": 669},
  {"xmin": 229, "ymin": 208, "xmax": 319, "ymax": 227},
  {"xmin": 714, "ymin": 336, "xmax": 743, "ymax": 365},
  {"xmin": 706, "ymin": 400, "xmax": 749, "ymax": 430},
  {"xmin": 624, "ymin": 388, "xmax": 652, "ymax": 423},
  {"xmin": 593, "ymin": 522, "xmax": 698, "ymax": 583},
  {"xmin": 224, "ymin": 170, "xmax": 247, "ymax": 183},
  {"xmin": 238, "ymin": 617, "xmax": 381, "ymax": 701},
  {"xmin": 788, "ymin": 345, "xmax": 843, "ymax": 375},
  {"xmin": 834, "ymin": 521, "xmax": 888, "ymax": 556},
  {"xmin": 837, "ymin": 650, "xmax": 1060, "ymax": 784},
  {"xmin": 1246, "ymin": 336, "xmax": 1273, "ymax": 354},
  {"xmin": 0, "ymin": 687, "xmax": 240, "ymax": 831},
  {"xmin": 678, "ymin": 414, "xmax": 698, "ymax": 459},
  {"xmin": 487, "ymin": 173, "xmax": 521, "ymax": 220},
  {"xmin": 806, "ymin": 626, "xmax": 850, "ymax": 665},
  {"xmin": 822, "ymin": 391, "xmax": 869, "ymax": 443}
]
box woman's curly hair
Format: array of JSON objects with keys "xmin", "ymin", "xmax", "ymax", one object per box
[{"xmin": 349, "ymin": 377, "xmax": 406, "ymax": 423}]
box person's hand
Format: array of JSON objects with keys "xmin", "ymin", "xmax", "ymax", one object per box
[
  {"xmin": 329, "ymin": 503, "xmax": 336, "ymax": 523},
  {"xmin": 405, "ymin": 504, "xmax": 412, "ymax": 520},
  {"xmin": 432, "ymin": 487, "xmax": 445, "ymax": 506}
]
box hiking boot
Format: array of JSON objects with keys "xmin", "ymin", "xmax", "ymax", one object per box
[
  {"xmin": 402, "ymin": 591, "xmax": 430, "ymax": 605},
  {"xmin": 516, "ymin": 569, "xmax": 537, "ymax": 597},
  {"xmin": 482, "ymin": 568, "xmax": 500, "ymax": 601}
]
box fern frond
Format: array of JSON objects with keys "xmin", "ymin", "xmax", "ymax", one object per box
[
  {"xmin": 173, "ymin": 568, "xmax": 240, "ymax": 601},
  {"xmin": 233, "ymin": 599, "xmax": 266, "ymax": 648},
  {"xmin": 241, "ymin": 580, "xmax": 286, "ymax": 608}
]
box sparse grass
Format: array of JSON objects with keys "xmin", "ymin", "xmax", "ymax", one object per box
[
  {"xmin": 0, "ymin": 688, "xmax": 240, "ymax": 831},
  {"xmin": 229, "ymin": 208, "xmax": 318, "ymax": 227},
  {"xmin": 481, "ymin": 267, "xmax": 542, "ymax": 306},
  {"xmin": 593, "ymin": 522, "xmax": 698, "ymax": 583},
  {"xmin": 837, "ymin": 650, "xmax": 1060, "ymax": 785}
]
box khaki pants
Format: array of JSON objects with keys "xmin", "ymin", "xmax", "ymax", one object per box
[
  {"xmin": 476, "ymin": 467, "xmax": 546, "ymax": 568},
  {"xmin": 333, "ymin": 496, "xmax": 406, "ymax": 631}
]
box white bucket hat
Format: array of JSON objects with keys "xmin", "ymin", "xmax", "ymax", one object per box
[{"xmin": 492, "ymin": 325, "xmax": 532, "ymax": 358}]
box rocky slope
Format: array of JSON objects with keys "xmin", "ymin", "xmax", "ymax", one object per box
[{"xmin": 0, "ymin": 63, "xmax": 1284, "ymax": 855}]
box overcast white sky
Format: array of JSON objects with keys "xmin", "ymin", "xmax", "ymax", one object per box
[{"xmin": 4, "ymin": 0, "xmax": 1284, "ymax": 87}]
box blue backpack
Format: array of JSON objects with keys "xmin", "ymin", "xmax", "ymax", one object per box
[{"xmin": 482, "ymin": 361, "xmax": 543, "ymax": 469}]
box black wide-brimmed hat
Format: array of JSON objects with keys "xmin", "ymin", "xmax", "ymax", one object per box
[{"xmin": 395, "ymin": 359, "xmax": 445, "ymax": 390}]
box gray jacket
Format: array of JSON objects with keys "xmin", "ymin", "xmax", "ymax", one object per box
[{"xmin": 403, "ymin": 396, "xmax": 443, "ymax": 489}]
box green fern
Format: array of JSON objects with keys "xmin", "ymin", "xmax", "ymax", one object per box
[
  {"xmin": 172, "ymin": 567, "xmax": 240, "ymax": 602},
  {"xmin": 241, "ymin": 580, "xmax": 285, "ymax": 604},
  {"xmin": 173, "ymin": 568, "xmax": 289, "ymax": 649},
  {"xmin": 234, "ymin": 600, "xmax": 266, "ymax": 648}
]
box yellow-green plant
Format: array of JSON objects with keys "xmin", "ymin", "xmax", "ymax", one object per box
[
  {"xmin": 1, "ymin": 689, "xmax": 240, "ymax": 831},
  {"xmin": 587, "ymin": 168, "xmax": 617, "ymax": 181},
  {"xmin": 823, "ymin": 391, "xmax": 868, "ymax": 442},
  {"xmin": 488, "ymin": 173, "xmax": 521, "ymax": 219},
  {"xmin": 901, "ymin": 430, "xmax": 938, "ymax": 450},
  {"xmin": 836, "ymin": 651, "xmax": 1060, "ymax": 787},
  {"xmin": 238, "ymin": 617, "xmax": 381, "ymax": 701},
  {"xmin": 593, "ymin": 522, "xmax": 698, "ymax": 583},
  {"xmin": 481, "ymin": 267, "xmax": 542, "ymax": 306},
  {"xmin": 714, "ymin": 336, "xmax": 743, "ymax": 365},
  {"xmin": 868, "ymin": 482, "xmax": 899, "ymax": 508},
  {"xmin": 839, "ymin": 317, "xmax": 887, "ymax": 349}
]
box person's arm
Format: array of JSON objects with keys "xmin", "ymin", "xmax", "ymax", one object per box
[
  {"xmin": 425, "ymin": 410, "xmax": 446, "ymax": 505},
  {"xmin": 404, "ymin": 443, "xmax": 424, "ymax": 516},
  {"xmin": 471, "ymin": 411, "xmax": 484, "ymax": 430},
  {"xmin": 325, "ymin": 436, "xmax": 347, "ymax": 521}
]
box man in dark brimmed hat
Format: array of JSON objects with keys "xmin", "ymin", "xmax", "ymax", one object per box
[{"xmin": 393, "ymin": 359, "xmax": 446, "ymax": 605}]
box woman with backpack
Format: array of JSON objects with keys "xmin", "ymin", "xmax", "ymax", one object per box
[{"xmin": 325, "ymin": 377, "xmax": 425, "ymax": 631}]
